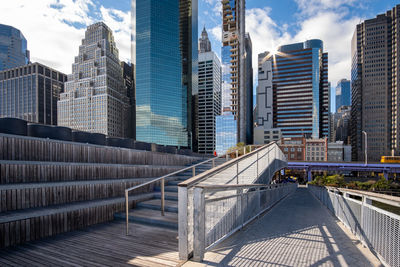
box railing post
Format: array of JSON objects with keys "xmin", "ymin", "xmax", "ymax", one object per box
[
  {"xmin": 125, "ymin": 190, "xmax": 129, "ymax": 235},
  {"xmin": 243, "ymin": 147, "xmax": 246, "ymax": 155},
  {"xmin": 226, "ymin": 153, "xmax": 228, "ymax": 161},
  {"xmin": 236, "ymin": 150, "xmax": 239, "ymax": 158},
  {"xmin": 178, "ymin": 186, "xmax": 189, "ymax": 260},
  {"xmin": 193, "ymin": 187, "xmax": 205, "ymax": 262},
  {"xmin": 161, "ymin": 178, "xmax": 165, "ymax": 216},
  {"xmin": 256, "ymin": 152, "xmax": 259, "ymax": 179},
  {"xmin": 192, "ymin": 166, "xmax": 196, "ymax": 177},
  {"xmin": 236, "ymin": 160, "xmax": 239, "ymax": 184},
  {"xmin": 212, "ymin": 158, "xmax": 215, "ymax": 168}
]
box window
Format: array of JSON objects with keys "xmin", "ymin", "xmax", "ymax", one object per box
[
  {"xmin": 297, "ymin": 148, "xmax": 302, "ymax": 152},
  {"xmin": 284, "ymin": 148, "xmax": 288, "ymax": 152}
]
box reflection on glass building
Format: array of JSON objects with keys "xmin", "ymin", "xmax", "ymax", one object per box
[
  {"xmin": 0, "ymin": 63, "xmax": 66, "ymax": 125},
  {"xmin": 133, "ymin": 0, "xmax": 198, "ymax": 147},
  {"xmin": 220, "ymin": 0, "xmax": 253, "ymax": 146},
  {"xmin": 260, "ymin": 39, "xmax": 329, "ymax": 139},
  {"xmin": 58, "ymin": 22, "xmax": 130, "ymax": 137},
  {"xmin": 0, "ymin": 24, "xmax": 30, "ymax": 71},
  {"xmin": 335, "ymin": 79, "xmax": 350, "ymax": 112},
  {"xmin": 216, "ymin": 115, "xmax": 237, "ymax": 155}
]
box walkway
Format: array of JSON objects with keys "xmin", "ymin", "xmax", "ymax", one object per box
[
  {"xmin": 188, "ymin": 187, "xmax": 382, "ymax": 267},
  {"xmin": 0, "ymin": 221, "xmax": 182, "ymax": 266}
]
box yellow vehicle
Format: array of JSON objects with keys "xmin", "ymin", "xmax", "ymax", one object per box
[{"xmin": 380, "ymin": 156, "xmax": 400, "ymax": 163}]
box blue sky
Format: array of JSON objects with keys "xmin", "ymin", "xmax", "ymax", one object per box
[{"xmin": 0, "ymin": 0, "xmax": 398, "ymax": 112}]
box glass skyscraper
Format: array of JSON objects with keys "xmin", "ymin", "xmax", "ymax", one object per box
[
  {"xmin": 216, "ymin": 115, "xmax": 237, "ymax": 155},
  {"xmin": 0, "ymin": 24, "xmax": 30, "ymax": 71},
  {"xmin": 133, "ymin": 0, "xmax": 198, "ymax": 148},
  {"xmin": 58, "ymin": 22, "xmax": 130, "ymax": 137},
  {"xmin": 335, "ymin": 79, "xmax": 350, "ymax": 112},
  {"xmin": 260, "ymin": 39, "xmax": 329, "ymax": 139}
]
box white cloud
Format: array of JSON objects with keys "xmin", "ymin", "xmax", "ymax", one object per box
[
  {"xmin": 245, "ymin": 5, "xmax": 360, "ymax": 90},
  {"xmin": 0, "ymin": 0, "xmax": 131, "ymax": 74},
  {"xmin": 210, "ymin": 25, "xmax": 222, "ymax": 42}
]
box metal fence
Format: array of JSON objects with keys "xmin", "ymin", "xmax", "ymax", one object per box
[
  {"xmin": 178, "ymin": 142, "xmax": 288, "ymax": 260},
  {"xmin": 192, "ymin": 183, "xmax": 297, "ymax": 261},
  {"xmin": 308, "ymin": 185, "xmax": 400, "ymax": 267}
]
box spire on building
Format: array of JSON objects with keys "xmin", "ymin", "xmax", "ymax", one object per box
[{"xmin": 199, "ymin": 26, "xmax": 211, "ymax": 53}]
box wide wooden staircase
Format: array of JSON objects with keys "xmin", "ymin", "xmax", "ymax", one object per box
[{"xmin": 0, "ymin": 133, "xmax": 202, "ymax": 248}]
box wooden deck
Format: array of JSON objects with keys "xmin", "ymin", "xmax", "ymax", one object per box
[{"xmin": 0, "ymin": 221, "xmax": 182, "ymax": 266}]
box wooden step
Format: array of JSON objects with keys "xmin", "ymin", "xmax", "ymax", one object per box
[
  {"xmin": 0, "ymin": 161, "xmax": 184, "ymax": 184},
  {"xmin": 0, "ymin": 177, "xmax": 158, "ymax": 212},
  {"xmin": 115, "ymin": 209, "xmax": 178, "ymax": 229},
  {"xmin": 137, "ymin": 199, "xmax": 178, "ymax": 213},
  {"xmin": 0, "ymin": 193, "xmax": 154, "ymax": 248},
  {"xmin": 154, "ymin": 191, "xmax": 178, "ymax": 201},
  {"xmin": 154, "ymin": 185, "xmax": 178, "ymax": 193}
]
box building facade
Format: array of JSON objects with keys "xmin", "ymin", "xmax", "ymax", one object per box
[
  {"xmin": 216, "ymin": 115, "xmax": 237, "ymax": 155},
  {"xmin": 0, "ymin": 24, "xmax": 30, "ymax": 71},
  {"xmin": 327, "ymin": 141, "xmax": 352, "ymax": 162},
  {"xmin": 254, "ymin": 52, "xmax": 281, "ymax": 145},
  {"xmin": 121, "ymin": 61, "xmax": 135, "ymax": 139},
  {"xmin": 198, "ymin": 49, "xmax": 221, "ymax": 154},
  {"xmin": 199, "ymin": 26, "xmax": 211, "ymax": 53},
  {"xmin": 305, "ymin": 138, "xmax": 328, "ymax": 162},
  {"xmin": 279, "ymin": 137, "xmax": 306, "ymax": 161},
  {"xmin": 133, "ymin": 0, "xmax": 198, "ymax": 147},
  {"xmin": 0, "ymin": 63, "xmax": 66, "ymax": 125},
  {"xmin": 58, "ymin": 22, "xmax": 130, "ymax": 137},
  {"xmin": 335, "ymin": 79, "xmax": 350, "ymax": 112},
  {"xmin": 335, "ymin": 106, "xmax": 351, "ymax": 144},
  {"xmin": 221, "ymin": 0, "xmax": 252, "ymax": 144},
  {"xmin": 351, "ymin": 5, "xmax": 400, "ymax": 161},
  {"xmin": 260, "ymin": 40, "xmax": 329, "ymax": 140}
]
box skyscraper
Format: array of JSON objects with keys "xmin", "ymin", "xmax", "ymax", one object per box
[
  {"xmin": 259, "ymin": 40, "xmax": 329, "ymax": 139},
  {"xmin": 121, "ymin": 61, "xmax": 136, "ymax": 139},
  {"xmin": 198, "ymin": 28, "xmax": 221, "ymax": 154},
  {"xmin": 58, "ymin": 22, "xmax": 130, "ymax": 137},
  {"xmin": 0, "ymin": 24, "xmax": 30, "ymax": 71},
  {"xmin": 221, "ymin": 0, "xmax": 252, "ymax": 144},
  {"xmin": 199, "ymin": 26, "xmax": 211, "ymax": 53},
  {"xmin": 335, "ymin": 79, "xmax": 350, "ymax": 112},
  {"xmin": 133, "ymin": 0, "xmax": 198, "ymax": 148},
  {"xmin": 0, "ymin": 63, "xmax": 66, "ymax": 124},
  {"xmin": 351, "ymin": 4, "xmax": 400, "ymax": 161}
]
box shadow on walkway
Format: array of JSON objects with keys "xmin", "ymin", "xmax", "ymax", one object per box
[{"xmin": 199, "ymin": 188, "xmax": 382, "ymax": 267}]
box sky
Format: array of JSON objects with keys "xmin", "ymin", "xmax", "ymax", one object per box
[{"xmin": 0, "ymin": 0, "xmax": 398, "ymax": 112}]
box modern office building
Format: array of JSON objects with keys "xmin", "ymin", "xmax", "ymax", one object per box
[
  {"xmin": 58, "ymin": 22, "xmax": 130, "ymax": 137},
  {"xmin": 351, "ymin": 4, "xmax": 400, "ymax": 161},
  {"xmin": 133, "ymin": 0, "xmax": 198, "ymax": 148},
  {"xmin": 0, "ymin": 63, "xmax": 66, "ymax": 125},
  {"xmin": 216, "ymin": 115, "xmax": 237, "ymax": 155},
  {"xmin": 197, "ymin": 31, "xmax": 221, "ymax": 154},
  {"xmin": 335, "ymin": 79, "xmax": 350, "ymax": 112},
  {"xmin": 121, "ymin": 61, "xmax": 135, "ymax": 139},
  {"xmin": 259, "ymin": 39, "xmax": 329, "ymax": 139},
  {"xmin": 254, "ymin": 52, "xmax": 281, "ymax": 145},
  {"xmin": 221, "ymin": 0, "xmax": 253, "ymax": 144},
  {"xmin": 0, "ymin": 24, "xmax": 30, "ymax": 71},
  {"xmin": 328, "ymin": 141, "xmax": 351, "ymax": 162},
  {"xmin": 335, "ymin": 106, "xmax": 351, "ymax": 144}
]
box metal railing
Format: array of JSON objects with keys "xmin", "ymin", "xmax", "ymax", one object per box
[
  {"xmin": 309, "ymin": 185, "xmax": 400, "ymax": 267},
  {"xmin": 178, "ymin": 142, "xmax": 288, "ymax": 260},
  {"xmin": 124, "ymin": 145, "xmax": 259, "ymax": 235},
  {"xmin": 192, "ymin": 183, "xmax": 297, "ymax": 261}
]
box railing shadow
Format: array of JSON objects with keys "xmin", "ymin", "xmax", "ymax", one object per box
[{"xmin": 201, "ymin": 188, "xmax": 381, "ymax": 267}]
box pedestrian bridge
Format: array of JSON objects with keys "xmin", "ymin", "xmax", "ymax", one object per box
[{"xmin": 0, "ymin": 142, "xmax": 399, "ymax": 267}]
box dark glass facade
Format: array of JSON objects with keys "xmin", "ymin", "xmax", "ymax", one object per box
[
  {"xmin": 134, "ymin": 0, "xmax": 198, "ymax": 147},
  {"xmin": 262, "ymin": 40, "xmax": 329, "ymax": 139},
  {"xmin": 0, "ymin": 24, "xmax": 30, "ymax": 71},
  {"xmin": 0, "ymin": 63, "xmax": 66, "ymax": 125},
  {"xmin": 335, "ymin": 79, "xmax": 350, "ymax": 112}
]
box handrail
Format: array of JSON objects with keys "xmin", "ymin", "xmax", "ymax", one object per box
[
  {"xmin": 124, "ymin": 144, "xmax": 259, "ymax": 235},
  {"xmin": 178, "ymin": 142, "xmax": 276, "ymax": 188}
]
